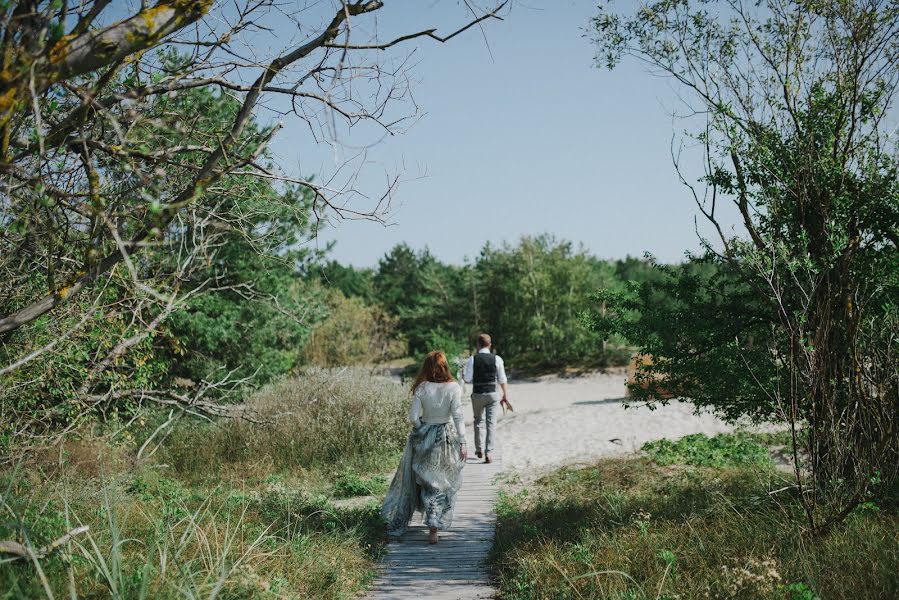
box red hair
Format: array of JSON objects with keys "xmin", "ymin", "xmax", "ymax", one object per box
[{"xmin": 410, "ymin": 351, "xmax": 455, "ymax": 394}]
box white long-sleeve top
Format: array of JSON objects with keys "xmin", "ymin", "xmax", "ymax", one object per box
[{"xmin": 409, "ymin": 381, "xmax": 466, "ymax": 441}]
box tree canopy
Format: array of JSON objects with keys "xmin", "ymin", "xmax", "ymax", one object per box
[
  {"xmin": 591, "ymin": 0, "xmax": 899, "ymax": 532},
  {"xmin": 0, "ymin": 0, "xmax": 506, "ymax": 443}
]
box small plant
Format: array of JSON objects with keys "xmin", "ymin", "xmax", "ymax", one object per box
[
  {"xmin": 570, "ymin": 543, "xmax": 592, "ymax": 564},
  {"xmin": 641, "ymin": 433, "xmax": 772, "ymax": 468},
  {"xmin": 781, "ymin": 582, "xmax": 821, "ymax": 600},
  {"xmin": 658, "ymin": 549, "xmax": 676, "ymax": 568},
  {"xmin": 632, "ymin": 509, "xmax": 652, "ymax": 536},
  {"xmin": 333, "ymin": 471, "xmax": 388, "ymax": 498}
]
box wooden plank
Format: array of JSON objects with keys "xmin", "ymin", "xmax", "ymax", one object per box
[
  {"xmin": 363, "ymin": 450, "xmax": 502, "ymax": 599},
  {"xmin": 380, "ymin": 563, "xmax": 487, "ymax": 570}
]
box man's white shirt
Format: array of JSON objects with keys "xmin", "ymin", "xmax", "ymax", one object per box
[{"xmin": 462, "ymin": 348, "xmax": 508, "ymax": 385}]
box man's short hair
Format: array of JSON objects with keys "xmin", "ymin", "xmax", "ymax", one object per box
[{"xmin": 476, "ymin": 333, "xmax": 492, "ymax": 348}]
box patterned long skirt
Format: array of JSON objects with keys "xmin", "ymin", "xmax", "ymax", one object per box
[{"xmin": 381, "ymin": 422, "xmax": 465, "ymax": 537}]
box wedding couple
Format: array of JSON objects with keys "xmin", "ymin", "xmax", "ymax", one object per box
[{"xmin": 380, "ymin": 333, "xmax": 512, "ymax": 544}]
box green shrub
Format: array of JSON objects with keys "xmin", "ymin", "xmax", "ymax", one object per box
[
  {"xmin": 642, "ymin": 432, "xmax": 773, "ymax": 468},
  {"xmin": 303, "ymin": 291, "xmax": 405, "ymax": 367}
]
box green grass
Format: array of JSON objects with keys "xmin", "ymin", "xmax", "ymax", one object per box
[
  {"xmin": 333, "ymin": 470, "xmax": 390, "ymax": 499},
  {"xmin": 0, "ymin": 368, "xmax": 408, "ymax": 599},
  {"xmin": 640, "ymin": 432, "xmax": 773, "ymax": 468},
  {"xmin": 491, "ymin": 437, "xmax": 899, "ymax": 600}
]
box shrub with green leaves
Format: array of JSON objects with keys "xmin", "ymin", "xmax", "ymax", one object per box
[
  {"xmin": 591, "ymin": 0, "xmax": 899, "ymax": 532},
  {"xmin": 0, "ymin": 85, "xmax": 330, "ymax": 444},
  {"xmin": 303, "ymin": 290, "xmax": 405, "ymax": 368},
  {"xmin": 333, "ymin": 471, "xmax": 389, "ymax": 498}
]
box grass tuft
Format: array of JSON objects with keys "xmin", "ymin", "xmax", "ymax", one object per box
[{"xmin": 161, "ymin": 367, "xmax": 408, "ymax": 478}]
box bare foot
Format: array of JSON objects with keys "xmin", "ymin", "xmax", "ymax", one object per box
[{"xmin": 428, "ymin": 527, "xmax": 438, "ymax": 544}]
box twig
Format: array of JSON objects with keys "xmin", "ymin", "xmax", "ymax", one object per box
[{"xmin": 0, "ymin": 526, "xmax": 91, "ymax": 561}]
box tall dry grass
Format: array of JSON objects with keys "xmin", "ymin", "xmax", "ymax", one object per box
[
  {"xmin": 492, "ymin": 454, "xmax": 899, "ymax": 599},
  {"xmin": 1, "ymin": 368, "xmax": 411, "ymax": 598},
  {"xmin": 162, "ymin": 367, "xmax": 410, "ymax": 477},
  {"xmin": 1, "ymin": 470, "xmax": 383, "ymax": 598}
]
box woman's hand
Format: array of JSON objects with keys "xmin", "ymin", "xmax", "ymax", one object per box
[{"xmin": 460, "ymin": 443, "xmax": 468, "ymax": 462}]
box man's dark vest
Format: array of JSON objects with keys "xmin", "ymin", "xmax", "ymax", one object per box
[{"xmin": 473, "ymin": 353, "xmax": 497, "ymax": 394}]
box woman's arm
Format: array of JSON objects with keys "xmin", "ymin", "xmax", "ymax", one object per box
[
  {"xmin": 409, "ymin": 390, "xmax": 423, "ymax": 426},
  {"xmin": 450, "ymin": 385, "xmax": 468, "ymax": 461},
  {"xmin": 450, "ymin": 385, "xmax": 466, "ymax": 440}
]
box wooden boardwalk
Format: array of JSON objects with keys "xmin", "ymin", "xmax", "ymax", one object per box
[{"xmin": 365, "ymin": 450, "xmax": 503, "ymax": 599}]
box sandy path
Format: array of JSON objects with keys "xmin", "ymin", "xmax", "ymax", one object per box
[{"xmin": 460, "ymin": 371, "xmax": 756, "ymax": 474}]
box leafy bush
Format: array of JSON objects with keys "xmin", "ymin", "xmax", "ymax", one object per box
[
  {"xmin": 642, "ymin": 433, "xmax": 773, "ymax": 468},
  {"xmin": 591, "ymin": 256, "xmax": 776, "ymax": 421},
  {"xmin": 166, "ymin": 252, "xmax": 328, "ymax": 386},
  {"xmin": 0, "ymin": 278, "xmax": 174, "ymax": 443},
  {"xmin": 0, "ymin": 87, "xmax": 330, "ymax": 444},
  {"xmin": 303, "ymin": 290, "xmax": 405, "ymax": 367},
  {"xmin": 592, "ymin": 0, "xmax": 899, "ymax": 533}
]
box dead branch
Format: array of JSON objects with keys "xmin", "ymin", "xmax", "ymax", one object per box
[{"xmin": 0, "ymin": 526, "xmax": 90, "ymax": 561}]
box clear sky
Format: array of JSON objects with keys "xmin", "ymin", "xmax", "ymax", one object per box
[{"xmin": 264, "ymin": 0, "xmax": 743, "ymax": 267}]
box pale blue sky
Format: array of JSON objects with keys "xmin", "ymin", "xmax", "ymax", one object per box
[
  {"xmin": 270, "ymin": 1, "xmax": 744, "ymax": 266},
  {"xmin": 228, "ymin": 1, "xmax": 744, "ymax": 265}
]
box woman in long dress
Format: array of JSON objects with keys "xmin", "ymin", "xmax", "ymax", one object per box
[{"xmin": 381, "ymin": 351, "xmax": 468, "ymax": 544}]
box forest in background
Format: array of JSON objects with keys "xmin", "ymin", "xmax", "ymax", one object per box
[
  {"xmin": 308, "ymin": 237, "xmax": 666, "ymax": 370},
  {"xmin": 3, "ymin": 202, "xmax": 678, "ymax": 446}
]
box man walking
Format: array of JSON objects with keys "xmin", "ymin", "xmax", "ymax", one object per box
[{"xmin": 462, "ymin": 333, "xmax": 512, "ymax": 463}]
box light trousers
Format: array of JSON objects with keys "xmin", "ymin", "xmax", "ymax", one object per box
[{"xmin": 471, "ymin": 392, "xmax": 501, "ymax": 455}]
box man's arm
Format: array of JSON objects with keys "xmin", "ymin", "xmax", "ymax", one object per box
[
  {"xmin": 462, "ymin": 356, "xmax": 474, "ymax": 383},
  {"xmin": 496, "ymin": 356, "xmax": 511, "ymax": 406}
]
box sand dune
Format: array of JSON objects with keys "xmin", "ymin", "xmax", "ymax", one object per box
[{"xmin": 461, "ymin": 371, "xmax": 763, "ymax": 474}]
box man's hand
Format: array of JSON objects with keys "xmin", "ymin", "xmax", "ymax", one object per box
[{"xmin": 460, "ymin": 443, "xmax": 468, "ymax": 461}]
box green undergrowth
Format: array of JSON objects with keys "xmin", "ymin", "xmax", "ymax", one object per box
[
  {"xmin": 491, "ymin": 435, "xmax": 899, "ymax": 600},
  {"xmin": 0, "ymin": 368, "xmax": 408, "ymax": 599},
  {"xmin": 333, "ymin": 470, "xmax": 390, "ymax": 498},
  {"xmin": 640, "ymin": 432, "xmax": 774, "ymax": 468}
]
